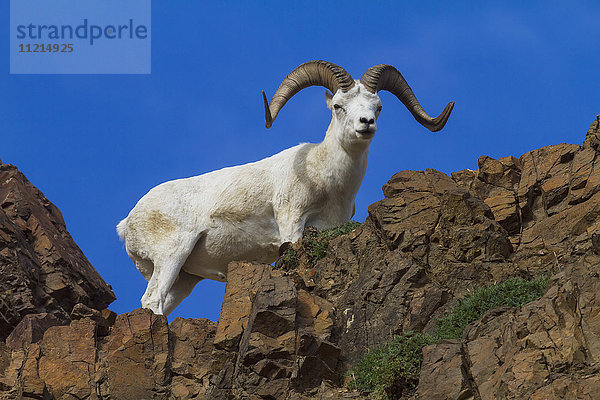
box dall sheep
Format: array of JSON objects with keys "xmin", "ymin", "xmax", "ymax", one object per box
[{"xmin": 117, "ymin": 60, "xmax": 454, "ymax": 315}]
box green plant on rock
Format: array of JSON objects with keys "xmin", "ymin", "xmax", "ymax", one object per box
[
  {"xmin": 279, "ymin": 221, "xmax": 361, "ymax": 269},
  {"xmin": 433, "ymin": 275, "xmax": 550, "ymax": 340},
  {"xmin": 280, "ymin": 246, "xmax": 299, "ymax": 268},
  {"xmin": 349, "ymin": 275, "xmax": 550, "ymax": 399},
  {"xmin": 304, "ymin": 220, "xmax": 361, "ymax": 263},
  {"xmin": 349, "ymin": 332, "xmax": 436, "ymax": 399}
]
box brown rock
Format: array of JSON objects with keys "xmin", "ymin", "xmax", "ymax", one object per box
[
  {"xmin": 100, "ymin": 308, "xmax": 117, "ymax": 326},
  {"xmin": 373, "ymin": 169, "xmax": 451, "ymax": 251},
  {"xmin": 70, "ymin": 303, "xmax": 115, "ymax": 336},
  {"xmin": 5, "ymin": 313, "xmax": 63, "ymax": 350},
  {"xmin": 0, "ymin": 342, "xmax": 10, "ymax": 396},
  {"xmin": 484, "ymin": 189, "xmax": 520, "ymax": 234},
  {"xmin": 214, "ymin": 261, "xmax": 263, "ymax": 351},
  {"xmin": 19, "ymin": 344, "xmax": 47, "ymax": 398},
  {"xmin": 0, "ymin": 164, "xmax": 115, "ymax": 339},
  {"xmin": 100, "ymin": 308, "xmax": 171, "ymax": 398},
  {"xmin": 0, "ymin": 262, "xmax": 343, "ymax": 400},
  {"xmin": 478, "ymin": 155, "xmax": 521, "ymax": 189},
  {"xmin": 414, "ymin": 261, "xmax": 600, "ymax": 399},
  {"xmin": 584, "ymin": 113, "xmax": 600, "ymax": 150},
  {"xmin": 206, "ymin": 261, "xmax": 341, "ymax": 399},
  {"xmin": 0, "ymin": 308, "xmax": 227, "ymax": 399},
  {"xmin": 530, "ymin": 375, "xmax": 600, "ymax": 400},
  {"xmin": 38, "ymin": 319, "xmax": 97, "ymax": 399},
  {"xmin": 415, "ymin": 340, "xmax": 472, "ymax": 400},
  {"xmin": 1, "ymin": 319, "xmax": 99, "ymax": 399},
  {"xmin": 2, "ymin": 114, "xmax": 600, "ymax": 399},
  {"xmin": 170, "ymin": 317, "xmax": 222, "ymax": 399}
]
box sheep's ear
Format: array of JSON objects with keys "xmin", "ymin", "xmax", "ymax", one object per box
[{"xmin": 325, "ymin": 90, "xmax": 334, "ymax": 110}]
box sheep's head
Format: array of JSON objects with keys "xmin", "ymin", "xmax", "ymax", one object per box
[
  {"xmin": 324, "ymin": 82, "xmax": 382, "ymax": 145},
  {"xmin": 262, "ymin": 60, "xmax": 455, "ymax": 145}
]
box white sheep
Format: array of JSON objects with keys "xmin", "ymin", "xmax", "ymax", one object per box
[{"xmin": 117, "ymin": 60, "xmax": 454, "ymax": 315}]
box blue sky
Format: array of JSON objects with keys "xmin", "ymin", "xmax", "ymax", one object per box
[{"xmin": 2, "ymin": 1, "xmax": 599, "ymax": 321}]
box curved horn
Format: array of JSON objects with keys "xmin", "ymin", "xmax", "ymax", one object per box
[
  {"xmin": 262, "ymin": 60, "xmax": 355, "ymax": 129},
  {"xmin": 360, "ymin": 64, "xmax": 454, "ymax": 132}
]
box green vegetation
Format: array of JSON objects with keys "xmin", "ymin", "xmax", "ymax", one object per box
[
  {"xmin": 349, "ymin": 332, "xmax": 436, "ymax": 400},
  {"xmin": 348, "ymin": 275, "xmax": 550, "ymax": 399},
  {"xmin": 304, "ymin": 220, "xmax": 361, "ymax": 262},
  {"xmin": 433, "ymin": 275, "xmax": 549, "ymax": 341},
  {"xmin": 280, "ymin": 221, "xmax": 361, "ymax": 268},
  {"xmin": 280, "ymin": 246, "xmax": 299, "ymax": 267}
]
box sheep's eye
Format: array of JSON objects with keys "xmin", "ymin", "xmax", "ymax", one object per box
[
  {"xmin": 377, "ymin": 106, "xmax": 383, "ymax": 112},
  {"xmin": 334, "ymin": 104, "xmax": 344, "ymax": 111}
]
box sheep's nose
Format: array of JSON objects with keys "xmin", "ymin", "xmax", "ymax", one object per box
[{"xmin": 360, "ymin": 117, "xmax": 375, "ymax": 125}]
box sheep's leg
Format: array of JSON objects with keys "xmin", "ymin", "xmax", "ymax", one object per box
[
  {"xmin": 277, "ymin": 214, "xmax": 306, "ymax": 243},
  {"xmin": 141, "ymin": 233, "xmax": 205, "ymax": 315},
  {"xmin": 141, "ymin": 277, "xmax": 157, "ymax": 309},
  {"xmin": 132, "ymin": 255, "xmax": 154, "ymax": 282},
  {"xmin": 162, "ymin": 270, "xmax": 203, "ymax": 316},
  {"xmin": 142, "ymin": 258, "xmax": 184, "ymax": 315}
]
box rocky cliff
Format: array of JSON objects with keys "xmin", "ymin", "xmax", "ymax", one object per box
[
  {"xmin": 1, "ymin": 115, "xmax": 600, "ymax": 399},
  {"xmin": 0, "ymin": 163, "xmax": 115, "ymax": 340}
]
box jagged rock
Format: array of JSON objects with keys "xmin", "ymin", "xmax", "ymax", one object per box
[
  {"xmin": 415, "ymin": 340, "xmax": 471, "ymax": 400},
  {"xmin": 2, "ymin": 115, "xmax": 600, "ymax": 399},
  {"xmin": 280, "ymin": 168, "xmax": 518, "ymax": 368},
  {"xmin": 170, "ymin": 317, "xmax": 225, "ymax": 399},
  {"xmin": 206, "ymin": 261, "xmax": 341, "ymax": 399},
  {"xmin": 0, "ymin": 164, "xmax": 115, "ymax": 339},
  {"xmin": 214, "ymin": 262, "xmax": 266, "ymax": 351},
  {"xmin": 0, "ymin": 308, "xmax": 223, "ymax": 399},
  {"xmin": 70, "ymin": 303, "xmax": 115, "ymax": 336},
  {"xmin": 99, "ymin": 309, "xmax": 172, "ymax": 398},
  {"xmin": 0, "ymin": 263, "xmax": 342, "ymax": 399},
  {"xmin": 275, "ymin": 114, "xmax": 600, "ymax": 391},
  {"xmin": 415, "ymin": 261, "xmax": 600, "ymax": 399},
  {"xmin": 5, "ymin": 313, "xmax": 62, "ymax": 350},
  {"xmin": 584, "ymin": 113, "xmax": 600, "ymax": 150}
]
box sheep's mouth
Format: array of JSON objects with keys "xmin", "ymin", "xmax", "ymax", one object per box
[{"xmin": 356, "ymin": 129, "xmax": 375, "ymax": 138}]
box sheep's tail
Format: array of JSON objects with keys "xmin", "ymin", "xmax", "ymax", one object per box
[{"xmin": 116, "ymin": 218, "xmax": 128, "ymax": 241}]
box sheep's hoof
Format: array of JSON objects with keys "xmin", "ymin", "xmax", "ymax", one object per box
[{"xmin": 141, "ymin": 298, "xmax": 162, "ymax": 315}]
